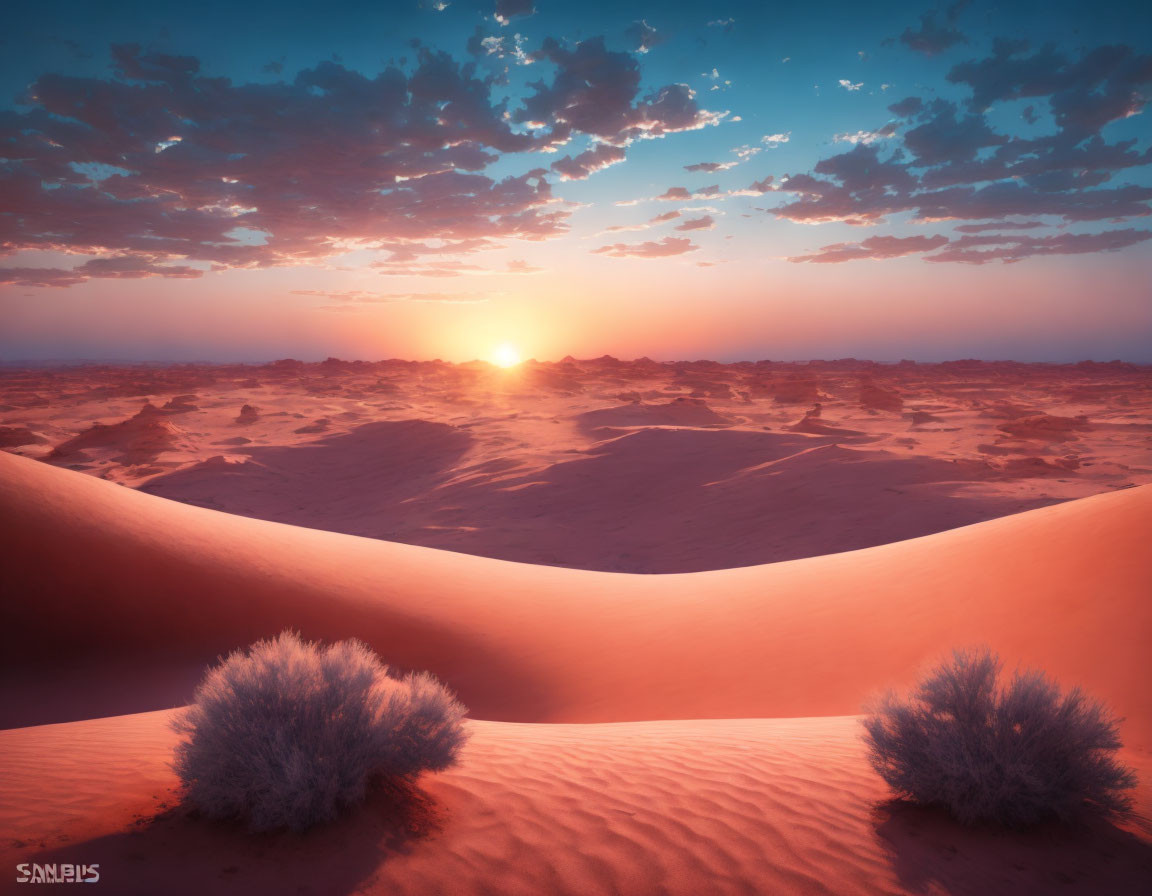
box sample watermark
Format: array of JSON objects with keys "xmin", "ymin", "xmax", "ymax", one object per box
[{"xmin": 16, "ymin": 864, "xmax": 100, "ymax": 884}]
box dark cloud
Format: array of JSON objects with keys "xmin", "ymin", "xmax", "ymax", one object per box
[
  {"xmin": 494, "ymin": 0, "xmax": 535, "ymax": 26},
  {"xmin": 684, "ymin": 160, "xmax": 737, "ymax": 173},
  {"xmin": 675, "ymin": 215, "xmax": 715, "ymax": 232},
  {"xmin": 551, "ymin": 142, "xmax": 627, "ymax": 180},
  {"xmin": 947, "ymin": 40, "xmax": 1152, "ymax": 139},
  {"xmin": 2, "ymin": 37, "xmax": 721, "ymax": 288},
  {"xmin": 0, "ymin": 257, "xmax": 203, "ymax": 287},
  {"xmin": 624, "ymin": 20, "xmax": 666, "ymax": 55},
  {"xmin": 787, "ymin": 226, "xmax": 1150, "ymax": 265},
  {"xmin": 788, "ymin": 234, "xmax": 949, "ymax": 264},
  {"xmin": 774, "ymin": 39, "xmax": 1152, "ymax": 254},
  {"xmin": 592, "ymin": 236, "xmax": 698, "ymax": 258},
  {"xmin": 900, "ymin": 12, "xmax": 967, "ymax": 56},
  {"xmin": 901, "ymin": 100, "xmax": 1006, "ymax": 166},
  {"xmin": 888, "ymin": 96, "xmax": 924, "ymax": 118},
  {"xmin": 953, "ymin": 220, "xmax": 1046, "ymax": 233},
  {"xmin": 923, "ymin": 228, "xmax": 1152, "ymax": 264},
  {"xmin": 914, "ymin": 181, "xmax": 1152, "ymax": 222},
  {"xmin": 515, "ymin": 38, "xmax": 723, "ymax": 147}
]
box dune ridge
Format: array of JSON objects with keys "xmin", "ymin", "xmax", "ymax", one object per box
[
  {"xmin": 2, "ymin": 451, "xmax": 1149, "ymax": 744},
  {"xmin": 1, "ymin": 449, "xmax": 1150, "ymax": 895}
]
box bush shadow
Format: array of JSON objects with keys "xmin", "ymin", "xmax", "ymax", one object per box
[
  {"xmin": 873, "ymin": 798, "xmax": 1152, "ymax": 895},
  {"xmin": 26, "ymin": 778, "xmax": 445, "ymax": 896}
]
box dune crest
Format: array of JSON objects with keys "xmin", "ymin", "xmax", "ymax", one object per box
[{"xmin": 2, "ymin": 451, "xmax": 1149, "ymax": 746}]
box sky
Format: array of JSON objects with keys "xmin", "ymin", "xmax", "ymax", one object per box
[{"xmin": 1, "ymin": 0, "xmax": 1150, "ymax": 363}]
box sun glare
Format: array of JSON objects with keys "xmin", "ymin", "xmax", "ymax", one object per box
[{"xmin": 492, "ymin": 343, "xmax": 522, "ymax": 368}]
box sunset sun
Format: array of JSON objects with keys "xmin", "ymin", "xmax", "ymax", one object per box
[{"xmin": 492, "ymin": 344, "xmax": 522, "ymax": 368}]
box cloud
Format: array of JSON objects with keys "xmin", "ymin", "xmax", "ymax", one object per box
[
  {"xmin": 725, "ymin": 177, "xmax": 775, "ymax": 198},
  {"xmin": 494, "ymin": 0, "xmax": 535, "ymax": 26},
  {"xmin": 947, "ymin": 40, "xmax": 1152, "ymax": 140},
  {"xmin": 901, "ymin": 99, "xmax": 1006, "ymax": 166},
  {"xmin": 551, "ymin": 143, "xmax": 627, "ymax": 180},
  {"xmin": 675, "ymin": 215, "xmax": 715, "ymax": 231},
  {"xmin": 953, "ymin": 220, "xmax": 1046, "ymax": 233},
  {"xmin": 373, "ymin": 260, "xmax": 491, "ymax": 278},
  {"xmin": 923, "ymin": 228, "xmax": 1152, "ymax": 264},
  {"xmin": 618, "ymin": 177, "xmax": 773, "ymax": 207},
  {"xmin": 592, "ymin": 236, "xmax": 698, "ymax": 258},
  {"xmin": 1, "ymin": 45, "xmax": 572, "ymax": 287},
  {"xmin": 468, "ymin": 29, "xmax": 530, "ymax": 64},
  {"xmin": 515, "ymin": 37, "xmax": 725, "ymax": 147},
  {"xmin": 833, "ymin": 124, "xmax": 898, "ymax": 145},
  {"xmin": 838, "ymin": 79, "xmax": 863, "ymax": 92},
  {"xmin": 771, "ymin": 39, "xmax": 1152, "ymax": 242},
  {"xmin": 0, "ymin": 257, "xmax": 203, "ymax": 287},
  {"xmin": 2, "ymin": 36, "xmax": 726, "ymax": 288},
  {"xmin": 684, "ymin": 161, "xmax": 738, "ymax": 172},
  {"xmin": 599, "ymin": 210, "xmax": 682, "ymax": 234},
  {"xmin": 762, "ymin": 132, "xmax": 791, "ymax": 147},
  {"xmin": 290, "ymin": 289, "xmax": 485, "ymax": 303},
  {"xmin": 506, "ymin": 259, "xmax": 544, "ymax": 273},
  {"xmin": 788, "ymin": 227, "xmax": 1150, "ymax": 265},
  {"xmin": 788, "ymin": 234, "xmax": 949, "ymax": 263},
  {"xmin": 900, "ymin": 11, "xmax": 967, "ymax": 56},
  {"xmin": 625, "ymin": 20, "xmax": 665, "ymax": 55}
]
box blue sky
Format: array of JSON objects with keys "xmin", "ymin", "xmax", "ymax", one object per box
[{"xmin": 1, "ymin": 0, "xmax": 1150, "ymax": 361}]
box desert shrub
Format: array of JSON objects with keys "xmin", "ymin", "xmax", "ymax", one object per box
[
  {"xmin": 862, "ymin": 647, "xmax": 1136, "ymax": 827},
  {"xmin": 172, "ymin": 630, "xmax": 468, "ymax": 832}
]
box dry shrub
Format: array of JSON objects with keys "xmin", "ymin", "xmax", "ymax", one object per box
[
  {"xmin": 173, "ymin": 630, "xmax": 468, "ymax": 831},
  {"xmin": 863, "ymin": 647, "xmax": 1136, "ymax": 826}
]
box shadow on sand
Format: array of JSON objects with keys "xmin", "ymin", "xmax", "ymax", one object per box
[
  {"xmin": 27, "ymin": 778, "xmax": 444, "ymax": 896},
  {"xmin": 873, "ymin": 799, "xmax": 1152, "ymax": 895}
]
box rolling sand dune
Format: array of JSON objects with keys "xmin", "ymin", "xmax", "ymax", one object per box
[
  {"xmin": 3, "ymin": 360, "xmax": 1150, "ymax": 894},
  {"xmin": 2, "ymin": 713, "xmax": 1149, "ymax": 896},
  {"xmin": 1, "ymin": 446, "xmax": 1150, "ymax": 894},
  {"xmin": 139, "ymin": 424, "xmax": 1046, "ymax": 571},
  {"xmin": 2, "ymin": 451, "xmax": 1149, "ymax": 742},
  {"xmin": 6, "ymin": 358, "xmax": 1149, "ymax": 573}
]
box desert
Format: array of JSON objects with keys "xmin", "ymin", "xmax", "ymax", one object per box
[
  {"xmin": 2, "ymin": 357, "xmax": 1150, "ymax": 573},
  {"xmin": 3, "ymin": 0, "xmax": 1152, "ymax": 892},
  {"xmin": 2, "ymin": 357, "xmax": 1151, "ymax": 894}
]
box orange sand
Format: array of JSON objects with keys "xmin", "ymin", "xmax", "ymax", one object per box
[{"xmin": 1, "ymin": 358, "xmax": 1150, "ymax": 895}]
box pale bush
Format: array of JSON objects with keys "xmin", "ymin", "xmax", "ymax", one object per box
[
  {"xmin": 172, "ymin": 630, "xmax": 468, "ymax": 832},
  {"xmin": 862, "ymin": 647, "xmax": 1136, "ymax": 826}
]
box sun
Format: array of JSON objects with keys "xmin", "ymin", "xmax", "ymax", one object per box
[{"xmin": 491, "ymin": 343, "xmax": 522, "ymax": 368}]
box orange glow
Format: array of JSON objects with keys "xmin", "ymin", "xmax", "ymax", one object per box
[{"xmin": 491, "ymin": 343, "xmax": 522, "ymax": 368}]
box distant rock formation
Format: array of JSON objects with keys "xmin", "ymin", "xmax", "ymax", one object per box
[
  {"xmin": 236, "ymin": 404, "xmax": 260, "ymax": 425},
  {"xmin": 998, "ymin": 414, "xmax": 1091, "ymax": 441},
  {"xmin": 859, "ymin": 379, "xmax": 903, "ymax": 412}
]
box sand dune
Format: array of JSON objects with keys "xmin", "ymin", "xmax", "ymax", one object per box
[
  {"xmin": 6, "ymin": 358, "xmax": 1150, "ymax": 573},
  {"xmin": 2, "ymin": 451, "xmax": 1149, "ymax": 746},
  {"xmin": 1, "ymin": 444, "xmax": 1149, "ymax": 894},
  {"xmin": 2, "ymin": 712, "xmax": 1149, "ymax": 896},
  {"xmin": 140, "ymin": 421, "xmax": 1055, "ymax": 572}
]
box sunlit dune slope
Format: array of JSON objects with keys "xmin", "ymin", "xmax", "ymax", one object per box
[{"xmin": 1, "ymin": 451, "xmax": 1149, "ymax": 745}]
